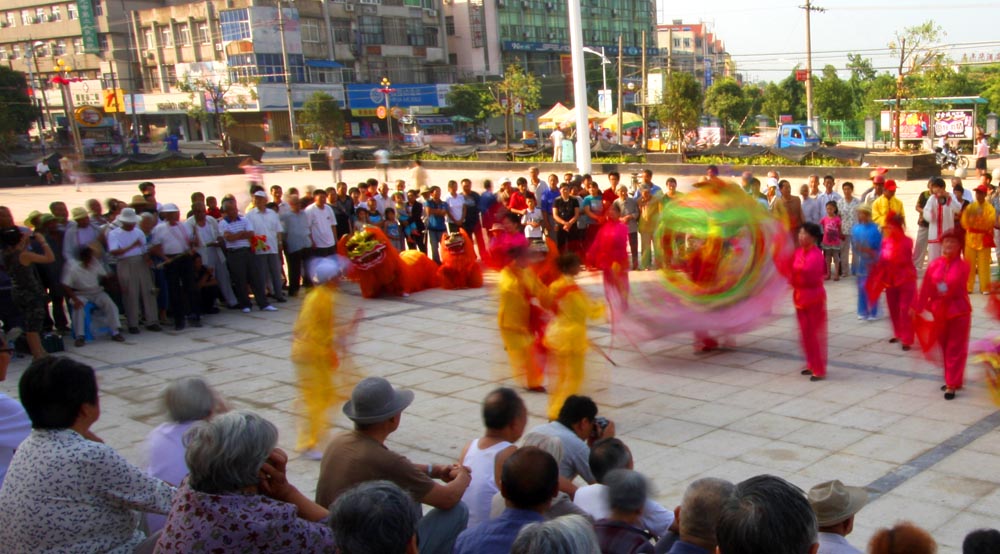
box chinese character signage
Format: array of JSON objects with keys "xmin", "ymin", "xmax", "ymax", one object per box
[
  {"xmin": 469, "ymin": 0, "xmax": 485, "ymax": 48},
  {"xmin": 933, "ymin": 110, "xmax": 974, "ymax": 141},
  {"xmin": 76, "ymin": 0, "xmax": 99, "ymax": 53}
]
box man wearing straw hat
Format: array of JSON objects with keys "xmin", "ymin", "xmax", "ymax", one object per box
[
  {"xmin": 150, "ymin": 203, "xmax": 201, "ymax": 330},
  {"xmin": 107, "ymin": 208, "xmax": 160, "ymax": 334},
  {"xmin": 63, "ymin": 207, "xmax": 101, "ymax": 262},
  {"xmin": 807, "ymin": 480, "xmax": 869, "ymax": 554}
]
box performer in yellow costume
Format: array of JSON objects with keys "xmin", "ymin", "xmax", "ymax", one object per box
[
  {"xmin": 961, "ymin": 184, "xmax": 997, "ymax": 294},
  {"xmin": 545, "ymin": 252, "xmax": 605, "ymax": 420},
  {"xmin": 290, "ymin": 257, "xmax": 356, "ymax": 459},
  {"xmin": 498, "ymin": 245, "xmax": 549, "ymax": 391}
]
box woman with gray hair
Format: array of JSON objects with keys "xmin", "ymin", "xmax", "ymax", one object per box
[
  {"xmin": 512, "ymin": 514, "xmax": 601, "ymax": 554},
  {"xmin": 153, "ymin": 411, "xmax": 334, "ymax": 552},
  {"xmin": 144, "ymin": 377, "xmax": 224, "ymax": 532}
]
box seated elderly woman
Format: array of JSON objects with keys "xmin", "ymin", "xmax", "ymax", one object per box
[
  {"xmin": 145, "ymin": 377, "xmax": 225, "ymax": 532},
  {"xmin": 0, "ymin": 356, "xmax": 176, "ymax": 552},
  {"xmin": 153, "ymin": 411, "xmax": 335, "ymax": 553}
]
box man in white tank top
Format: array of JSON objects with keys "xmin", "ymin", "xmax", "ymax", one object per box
[{"xmin": 457, "ymin": 388, "xmax": 527, "ymax": 527}]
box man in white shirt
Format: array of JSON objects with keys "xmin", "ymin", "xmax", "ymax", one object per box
[
  {"xmin": 63, "ymin": 207, "xmax": 101, "ymax": 262},
  {"xmin": 150, "ymin": 203, "xmax": 201, "ymax": 330},
  {"xmin": 36, "ymin": 160, "xmax": 53, "ymax": 185},
  {"xmin": 62, "ymin": 244, "xmax": 125, "ymax": 346},
  {"xmin": 305, "ymin": 189, "xmax": 338, "ymax": 257},
  {"xmin": 107, "ymin": 208, "xmax": 160, "ymax": 333},
  {"xmin": 246, "ymin": 190, "xmax": 286, "ymax": 303},
  {"xmin": 219, "ymin": 198, "xmax": 275, "ymax": 313},
  {"xmin": 186, "ymin": 202, "xmax": 238, "ymax": 310},
  {"xmin": 571, "ymin": 437, "xmax": 674, "ymax": 539},
  {"xmin": 551, "ymin": 128, "xmax": 564, "ymax": 162},
  {"xmin": 327, "ymin": 143, "xmax": 343, "ymax": 183},
  {"xmin": 269, "ymin": 185, "xmax": 292, "ymax": 216},
  {"xmin": 445, "ymin": 180, "xmax": 466, "ymax": 233},
  {"xmin": 807, "ymin": 480, "xmax": 868, "ymax": 554}
]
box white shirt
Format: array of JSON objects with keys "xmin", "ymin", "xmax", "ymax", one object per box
[
  {"xmin": 977, "ymin": 139, "xmax": 990, "ymax": 158},
  {"xmin": 446, "ymin": 193, "xmax": 465, "ymax": 222},
  {"xmin": 245, "ymin": 207, "xmax": 282, "ymax": 255},
  {"xmin": 185, "ymin": 216, "xmax": 223, "ymax": 259},
  {"xmin": 152, "ymin": 221, "xmax": 194, "ymax": 256},
  {"xmin": 551, "ymin": 129, "xmax": 564, "ymax": 145},
  {"xmin": 145, "ymin": 421, "xmax": 196, "ymax": 533},
  {"xmin": 923, "ymin": 196, "xmax": 958, "ymax": 243},
  {"xmin": 817, "ymin": 532, "xmax": 863, "ymax": 554},
  {"xmin": 0, "ymin": 428, "xmax": 175, "ymax": 553},
  {"xmin": 218, "ymin": 215, "xmax": 254, "ymax": 249},
  {"xmin": 305, "ymin": 203, "xmax": 337, "ymax": 248},
  {"xmin": 572, "ymin": 483, "xmax": 675, "ymax": 538},
  {"xmin": 523, "ymin": 208, "xmax": 544, "ymax": 238},
  {"xmin": 107, "ymin": 226, "xmax": 146, "ymax": 259},
  {"xmin": 35, "ymin": 161, "xmax": 50, "ymax": 174},
  {"xmin": 374, "ymin": 149, "xmax": 390, "ymax": 165},
  {"xmin": 0, "ymin": 394, "xmax": 30, "ymax": 489},
  {"xmin": 63, "ymin": 220, "xmax": 100, "ymax": 261},
  {"xmin": 61, "ymin": 259, "xmax": 108, "ymax": 296},
  {"xmin": 460, "ymin": 439, "xmax": 513, "ymax": 528}
]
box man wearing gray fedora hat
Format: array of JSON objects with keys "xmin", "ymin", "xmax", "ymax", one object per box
[
  {"xmin": 316, "ymin": 376, "xmax": 471, "ymax": 554},
  {"xmin": 807, "ymin": 480, "xmax": 869, "ymax": 554}
]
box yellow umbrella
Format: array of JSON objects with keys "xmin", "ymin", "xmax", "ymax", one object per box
[
  {"xmin": 559, "ymin": 105, "xmax": 604, "ymax": 126},
  {"xmin": 601, "ymin": 112, "xmax": 643, "ymax": 132}
]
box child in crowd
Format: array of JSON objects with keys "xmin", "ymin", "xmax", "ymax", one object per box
[
  {"xmin": 522, "ymin": 196, "xmax": 544, "ymax": 244},
  {"xmin": 384, "ymin": 208, "xmax": 404, "ymax": 252},
  {"xmin": 205, "ymin": 196, "xmax": 222, "ymax": 219},
  {"xmin": 820, "ymin": 201, "xmax": 843, "ymax": 281},
  {"xmin": 852, "ymin": 205, "xmax": 881, "ymax": 321}
]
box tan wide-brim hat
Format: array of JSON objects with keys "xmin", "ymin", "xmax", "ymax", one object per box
[
  {"xmin": 70, "ymin": 207, "xmax": 89, "ymax": 220},
  {"xmin": 808, "ymin": 480, "xmax": 869, "ymax": 527}
]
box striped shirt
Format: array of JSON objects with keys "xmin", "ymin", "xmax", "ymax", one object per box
[{"xmin": 218, "ymin": 216, "xmax": 254, "ymax": 249}]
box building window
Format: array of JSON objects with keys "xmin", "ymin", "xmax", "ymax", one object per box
[
  {"xmin": 73, "ymin": 38, "xmax": 83, "ymax": 53},
  {"xmin": 161, "ymin": 26, "xmax": 173, "ymax": 47},
  {"xmin": 35, "ymin": 8, "xmax": 46, "ymax": 21},
  {"xmin": 93, "ymin": 0, "xmax": 103, "ymax": 16},
  {"xmin": 144, "ymin": 29, "xmax": 154, "ymax": 49},
  {"xmin": 332, "ymin": 19, "xmax": 351, "ymax": 43},
  {"xmin": 178, "ymin": 24, "xmax": 192, "ymax": 45},
  {"xmin": 68, "ymin": 4, "xmax": 77, "ymax": 20},
  {"xmin": 406, "ymin": 19, "xmax": 425, "ymax": 46},
  {"xmin": 445, "ymin": 16, "xmax": 454, "ymax": 35},
  {"xmin": 358, "ymin": 15, "xmax": 383, "ymax": 45},
  {"xmin": 12, "ymin": 45, "xmax": 22, "ymax": 59},
  {"xmin": 50, "ymin": 6, "xmax": 61, "ymax": 21},
  {"xmin": 384, "ymin": 18, "xmax": 406, "ymax": 45},
  {"xmin": 424, "ymin": 26, "xmax": 439, "ymax": 47},
  {"xmin": 22, "ymin": 11, "xmax": 33, "ymax": 25},
  {"xmin": 683, "ymin": 37, "xmax": 690, "ymax": 48},
  {"xmin": 672, "ymin": 38, "xmax": 680, "ymax": 48},
  {"xmin": 366, "ymin": 58, "xmax": 385, "ymax": 82},
  {"xmin": 308, "ymin": 66, "xmax": 342, "ymax": 84},
  {"xmin": 164, "ymin": 65, "xmax": 177, "ymax": 86},
  {"xmin": 99, "ymin": 34, "xmax": 109, "ymax": 51},
  {"xmin": 301, "ymin": 19, "xmax": 322, "ymax": 43},
  {"xmin": 219, "ymin": 9, "xmax": 251, "ymax": 42},
  {"xmin": 198, "ymin": 22, "xmax": 211, "ymax": 44},
  {"xmin": 53, "ymin": 40, "xmax": 67, "ymax": 55}
]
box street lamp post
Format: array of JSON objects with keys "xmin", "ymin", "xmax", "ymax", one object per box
[
  {"xmin": 53, "ymin": 58, "xmax": 84, "ymax": 158},
  {"xmin": 380, "ymin": 77, "xmax": 395, "ymax": 147},
  {"xmin": 582, "ymin": 46, "xmax": 611, "ymax": 114},
  {"xmin": 28, "ymin": 41, "xmax": 53, "ymax": 151},
  {"xmin": 277, "ymin": 1, "xmax": 297, "ymax": 149}
]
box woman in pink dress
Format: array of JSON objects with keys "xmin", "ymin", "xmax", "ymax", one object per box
[
  {"xmin": 792, "ymin": 223, "xmax": 828, "ymax": 381},
  {"xmin": 914, "ymin": 231, "xmax": 972, "ymax": 400}
]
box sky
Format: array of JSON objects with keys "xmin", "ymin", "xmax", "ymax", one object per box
[{"xmin": 656, "ymin": 0, "xmax": 1000, "ymax": 83}]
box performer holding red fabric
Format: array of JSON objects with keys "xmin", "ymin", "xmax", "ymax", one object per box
[
  {"xmin": 914, "ymin": 231, "xmax": 972, "ymax": 400},
  {"xmin": 866, "ymin": 213, "xmax": 917, "ymax": 350},
  {"xmin": 792, "ymin": 223, "xmax": 828, "ymax": 381}
]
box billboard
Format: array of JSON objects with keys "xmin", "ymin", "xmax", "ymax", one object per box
[
  {"xmin": 881, "ymin": 111, "xmax": 929, "ymax": 140},
  {"xmin": 933, "ymin": 110, "xmax": 974, "ymax": 140}
]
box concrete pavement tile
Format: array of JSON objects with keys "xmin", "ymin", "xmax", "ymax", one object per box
[
  {"xmin": 916, "ymin": 399, "xmax": 998, "ymax": 426},
  {"xmin": 702, "ymin": 458, "xmax": 788, "ymax": 484},
  {"xmin": 725, "ymin": 412, "xmax": 810, "ymax": 440},
  {"xmin": 880, "ymin": 416, "xmax": 969, "ymax": 443},
  {"xmin": 385, "ymin": 367, "xmax": 452, "ymax": 387},
  {"xmin": 681, "ymin": 429, "xmax": 772, "ymax": 459},
  {"xmin": 630, "ymin": 417, "xmax": 715, "ymax": 447},
  {"xmin": 718, "ymin": 388, "xmax": 796, "ymax": 411},
  {"xmin": 639, "ymin": 447, "xmax": 724, "ymax": 485},
  {"xmin": 933, "ymin": 450, "xmax": 1000, "ymax": 483},
  {"xmin": 826, "ymin": 406, "xmax": 905, "ymax": 433},
  {"xmin": 933, "ymin": 511, "xmax": 1000, "ymax": 553},
  {"xmin": 794, "ymin": 452, "xmax": 896, "ymax": 485},
  {"xmin": 966, "ymin": 486, "xmax": 1000, "ymax": 518},
  {"xmin": 412, "ymin": 374, "xmax": 486, "ymax": 395},
  {"xmin": 738, "ymin": 441, "xmax": 829, "ymax": 473},
  {"xmin": 892, "ymin": 470, "xmax": 996, "ymax": 511},
  {"xmin": 589, "ymin": 385, "xmax": 659, "ymax": 408},
  {"xmin": 781, "ymin": 422, "xmax": 869, "ymax": 451},
  {"xmin": 856, "ymin": 391, "xmax": 933, "ymax": 415},
  {"xmin": 769, "ymin": 397, "xmax": 845, "ymax": 420},
  {"xmin": 673, "ymin": 380, "xmax": 745, "ymax": 402},
  {"xmin": 671, "ymin": 402, "xmax": 758, "ymax": 428},
  {"xmin": 843, "ymin": 433, "xmax": 936, "ymax": 464},
  {"xmin": 862, "ymin": 493, "xmax": 958, "ymax": 533}
]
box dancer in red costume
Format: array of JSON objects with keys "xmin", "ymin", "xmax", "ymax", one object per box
[
  {"xmin": 793, "ymin": 222, "xmax": 828, "ymax": 381},
  {"xmin": 866, "ymin": 213, "xmax": 917, "ymax": 351},
  {"xmin": 914, "ymin": 231, "xmax": 972, "ymax": 400},
  {"xmin": 588, "ymin": 203, "xmax": 630, "ymax": 313}
]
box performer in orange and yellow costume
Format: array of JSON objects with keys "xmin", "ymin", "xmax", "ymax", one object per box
[{"xmin": 498, "ymin": 245, "xmax": 548, "ymax": 392}]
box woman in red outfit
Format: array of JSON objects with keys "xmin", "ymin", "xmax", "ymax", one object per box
[
  {"xmin": 869, "ymin": 213, "xmax": 917, "ymax": 351},
  {"xmin": 914, "ymin": 231, "xmax": 972, "ymax": 400},
  {"xmin": 793, "ymin": 222, "xmax": 828, "ymax": 381}
]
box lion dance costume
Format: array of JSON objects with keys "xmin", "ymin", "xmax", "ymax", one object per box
[
  {"xmin": 498, "ymin": 254, "xmax": 549, "ymax": 392},
  {"xmin": 438, "ymin": 230, "xmax": 484, "ymax": 289},
  {"xmin": 545, "ymin": 268, "xmax": 604, "ymax": 420},
  {"xmin": 338, "ymin": 227, "xmax": 438, "ymax": 298}
]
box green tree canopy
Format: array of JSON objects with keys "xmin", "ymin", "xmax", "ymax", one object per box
[
  {"xmin": 703, "ymin": 78, "xmax": 748, "ymax": 134},
  {"xmin": 814, "ymin": 65, "xmax": 854, "ymax": 121},
  {"xmin": 298, "ymin": 91, "xmax": 345, "ymax": 147},
  {"xmin": 445, "ymin": 83, "xmax": 491, "ymax": 122},
  {"xmin": 649, "ymin": 72, "xmax": 703, "ymax": 153},
  {"xmin": 0, "ymin": 67, "xmax": 40, "ymax": 150},
  {"xmin": 485, "ymin": 65, "xmax": 541, "ymax": 149}
]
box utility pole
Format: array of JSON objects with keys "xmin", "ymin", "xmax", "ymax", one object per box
[
  {"xmin": 125, "ymin": 5, "xmax": 140, "ymax": 139},
  {"xmin": 800, "ymin": 0, "xmax": 825, "ymax": 126},
  {"xmin": 277, "ymin": 1, "xmax": 296, "ymax": 149},
  {"xmin": 641, "ymin": 30, "xmax": 647, "ymax": 151},
  {"xmin": 616, "ymin": 34, "xmax": 623, "ymax": 145}
]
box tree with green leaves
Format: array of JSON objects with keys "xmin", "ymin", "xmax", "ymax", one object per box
[
  {"xmin": 484, "ymin": 65, "xmax": 541, "ymax": 150},
  {"xmin": 0, "ymin": 67, "xmax": 40, "ymax": 151},
  {"xmin": 813, "ymin": 65, "xmax": 854, "ymax": 137},
  {"xmin": 888, "ymin": 21, "xmax": 944, "ymax": 149},
  {"xmin": 648, "ymin": 72, "xmax": 703, "ymax": 153},
  {"xmin": 703, "ymin": 78, "xmax": 748, "ymax": 136},
  {"xmin": 445, "ymin": 83, "xmax": 491, "ymax": 122},
  {"xmin": 298, "ymin": 92, "xmax": 345, "ymax": 148},
  {"xmin": 760, "ymin": 82, "xmax": 793, "ymax": 124},
  {"xmin": 178, "ymin": 73, "xmax": 257, "ymax": 154}
]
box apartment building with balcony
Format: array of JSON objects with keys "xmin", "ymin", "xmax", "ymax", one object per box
[{"xmin": 655, "ymin": 20, "xmax": 736, "ymax": 89}]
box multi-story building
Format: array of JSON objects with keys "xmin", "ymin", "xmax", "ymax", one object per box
[
  {"xmin": 444, "ymin": 0, "xmax": 655, "ymax": 104},
  {"xmin": 654, "ymin": 20, "xmax": 736, "ymax": 89}
]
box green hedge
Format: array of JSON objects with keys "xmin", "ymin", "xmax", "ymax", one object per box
[
  {"xmin": 111, "ymin": 158, "xmax": 208, "ymax": 172},
  {"xmin": 684, "ymin": 153, "xmax": 857, "ymax": 167}
]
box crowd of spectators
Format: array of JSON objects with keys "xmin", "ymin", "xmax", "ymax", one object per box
[{"xmin": 0, "ymin": 360, "xmax": 997, "ymax": 554}]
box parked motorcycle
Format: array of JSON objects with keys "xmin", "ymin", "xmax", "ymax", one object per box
[{"xmin": 935, "ymin": 147, "xmax": 968, "ymax": 170}]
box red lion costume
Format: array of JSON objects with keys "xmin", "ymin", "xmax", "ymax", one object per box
[
  {"xmin": 338, "ymin": 227, "xmax": 437, "ymax": 298},
  {"xmin": 437, "ymin": 230, "xmax": 484, "ymax": 290}
]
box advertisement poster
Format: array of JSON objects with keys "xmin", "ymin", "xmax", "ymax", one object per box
[
  {"xmin": 933, "ymin": 110, "xmax": 974, "ymax": 140},
  {"xmin": 880, "ymin": 111, "xmax": 929, "ymax": 140}
]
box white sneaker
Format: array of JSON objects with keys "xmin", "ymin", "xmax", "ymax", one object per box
[
  {"xmin": 241, "ymin": 307, "xmax": 251, "ymax": 314},
  {"xmin": 262, "ymin": 305, "xmax": 278, "ymax": 312}
]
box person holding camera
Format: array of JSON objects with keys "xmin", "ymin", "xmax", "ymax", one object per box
[
  {"xmin": 530, "ymin": 395, "xmax": 615, "ymax": 499},
  {"xmin": 1, "ymin": 227, "xmax": 54, "ymax": 360}
]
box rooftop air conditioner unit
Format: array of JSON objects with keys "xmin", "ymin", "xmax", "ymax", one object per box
[
  {"xmin": 344, "ymin": 3, "xmax": 355, "ymax": 10},
  {"xmin": 426, "ymin": 8, "xmax": 438, "ymax": 16}
]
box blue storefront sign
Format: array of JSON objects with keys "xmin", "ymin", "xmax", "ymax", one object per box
[{"xmin": 346, "ymin": 84, "xmax": 442, "ymax": 110}]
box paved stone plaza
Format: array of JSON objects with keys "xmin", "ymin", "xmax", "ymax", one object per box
[{"xmin": 3, "ymin": 167, "xmax": 999, "ymax": 553}]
